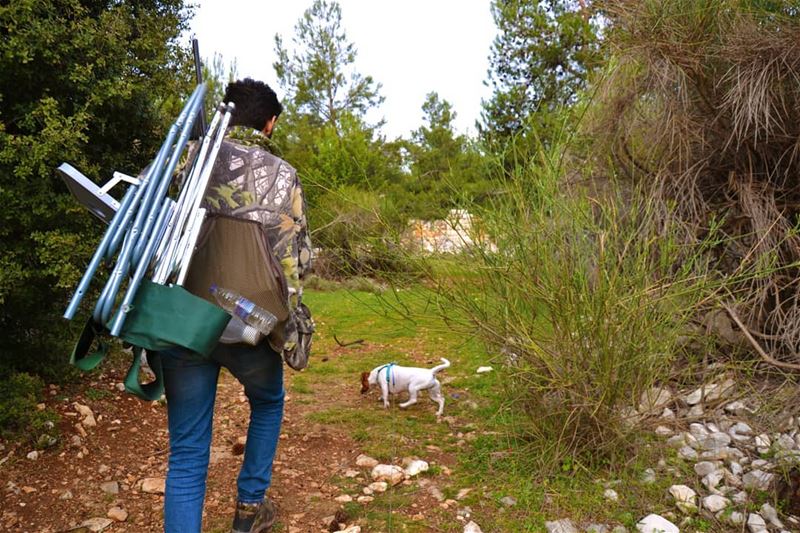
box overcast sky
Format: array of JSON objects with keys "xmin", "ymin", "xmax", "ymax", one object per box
[{"xmin": 189, "ymin": 0, "xmax": 497, "ymax": 139}]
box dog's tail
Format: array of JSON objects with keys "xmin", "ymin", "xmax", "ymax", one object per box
[{"xmin": 431, "ymin": 358, "xmax": 450, "ymax": 375}]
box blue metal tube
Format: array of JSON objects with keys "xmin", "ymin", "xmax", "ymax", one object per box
[
  {"xmin": 94, "ymin": 85, "xmax": 205, "ymax": 323},
  {"xmin": 93, "ymin": 221, "xmax": 139, "ymax": 324},
  {"xmin": 124, "ymin": 85, "xmax": 203, "ymax": 264},
  {"xmin": 106, "ymin": 141, "xmax": 169, "ymax": 258},
  {"xmin": 63, "ymin": 182, "xmax": 139, "ymax": 320},
  {"xmin": 153, "ymin": 104, "xmax": 225, "ymax": 283},
  {"xmin": 102, "ymin": 182, "xmax": 140, "ymax": 262},
  {"xmin": 109, "ymin": 197, "xmax": 175, "ymax": 336},
  {"xmin": 132, "ymin": 84, "xmax": 207, "ymax": 264}
]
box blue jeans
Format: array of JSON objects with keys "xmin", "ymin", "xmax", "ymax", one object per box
[{"xmin": 160, "ymin": 342, "xmax": 285, "ymax": 533}]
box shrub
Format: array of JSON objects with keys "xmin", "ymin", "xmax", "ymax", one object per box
[
  {"xmin": 311, "ymin": 185, "xmax": 419, "ymax": 281},
  {"xmin": 593, "ymin": 0, "xmax": 800, "ymax": 363},
  {"xmin": 432, "ymin": 132, "xmax": 715, "ymax": 472},
  {"xmin": 0, "ymin": 372, "xmax": 59, "ymax": 447}
]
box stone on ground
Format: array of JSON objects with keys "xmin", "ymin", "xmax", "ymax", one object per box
[
  {"xmin": 636, "ymin": 514, "xmax": 678, "ymax": 533},
  {"xmin": 545, "ymin": 518, "xmax": 578, "ymax": 533}
]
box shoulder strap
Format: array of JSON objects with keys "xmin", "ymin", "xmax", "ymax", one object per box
[{"xmin": 69, "ymin": 316, "xmax": 164, "ymax": 401}]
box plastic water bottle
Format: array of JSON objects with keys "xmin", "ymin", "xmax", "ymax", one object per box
[
  {"xmin": 218, "ymin": 315, "xmax": 263, "ymax": 345},
  {"xmin": 210, "ymin": 284, "xmax": 278, "ymax": 335}
]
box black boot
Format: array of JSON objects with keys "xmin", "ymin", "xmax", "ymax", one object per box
[{"xmin": 231, "ymin": 499, "xmax": 277, "ymax": 533}]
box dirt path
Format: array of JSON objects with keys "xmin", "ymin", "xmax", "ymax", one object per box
[{"xmin": 0, "ymin": 343, "xmax": 471, "ymax": 533}]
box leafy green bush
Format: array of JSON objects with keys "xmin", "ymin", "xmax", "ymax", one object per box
[
  {"xmin": 0, "ymin": 372, "xmax": 59, "ymax": 447},
  {"xmin": 0, "ymin": 0, "xmax": 193, "ymax": 379}
]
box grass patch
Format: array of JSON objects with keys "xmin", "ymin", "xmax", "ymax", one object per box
[{"xmin": 300, "ymin": 286, "xmax": 709, "ymax": 530}]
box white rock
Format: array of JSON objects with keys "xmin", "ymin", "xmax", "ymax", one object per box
[
  {"xmin": 678, "ymin": 446, "xmax": 698, "ymax": 460},
  {"xmin": 723, "ymin": 468, "xmax": 742, "ymax": 488},
  {"xmin": 403, "ymin": 459, "xmax": 429, "ymax": 478},
  {"xmin": 693, "ymin": 461, "xmax": 720, "ymax": 477},
  {"xmin": 639, "ymin": 387, "xmax": 672, "ymax": 413},
  {"xmin": 476, "ymin": 366, "xmax": 493, "ymax": 374},
  {"xmin": 339, "ymin": 527, "xmax": 361, "ymax": 533},
  {"xmin": 725, "ymin": 400, "xmax": 747, "ymax": 414},
  {"xmin": 666, "ymin": 435, "xmax": 686, "ymax": 448},
  {"xmin": 73, "ymin": 402, "xmax": 97, "ymax": 427},
  {"xmin": 344, "ymin": 469, "xmax": 360, "ymax": 478},
  {"xmin": 668, "ymin": 485, "xmax": 697, "ymax": 514},
  {"xmin": 700, "ymin": 446, "xmax": 743, "ymax": 461},
  {"xmin": 362, "ymin": 486, "xmax": 373, "ymax": 495},
  {"xmin": 760, "ymin": 503, "xmax": 784, "ymax": 528},
  {"xmin": 685, "ymin": 379, "xmax": 735, "ymax": 405},
  {"xmin": 636, "ymin": 514, "xmax": 678, "ymax": 533},
  {"xmin": 724, "ymin": 511, "xmax": 745, "ymax": 525},
  {"xmin": 775, "ymin": 434, "xmax": 796, "ymax": 452},
  {"xmin": 685, "ymin": 388, "xmax": 705, "ymax": 406},
  {"xmin": 655, "ymin": 426, "xmax": 673, "ymax": 437},
  {"xmin": 702, "ymin": 495, "xmax": 730, "ymax": 513},
  {"xmin": 500, "ymin": 496, "xmax": 517, "ymax": 506},
  {"xmin": 586, "ymin": 525, "xmax": 610, "ymax": 533},
  {"xmin": 334, "ymin": 494, "xmax": 353, "ymax": 503},
  {"xmin": 700, "ymin": 432, "xmax": 732, "ymax": 450},
  {"xmin": 356, "ymin": 495, "xmax": 373, "ymax": 503},
  {"xmin": 371, "ymin": 464, "xmax": 404, "ymax": 485},
  {"xmin": 140, "ymin": 477, "xmax": 165, "ymax": 494},
  {"xmin": 603, "ymin": 489, "xmax": 619, "ymax": 502},
  {"xmin": 463, "ymin": 521, "xmax": 483, "ymax": 533},
  {"xmin": 456, "ymin": 488, "xmax": 473, "ymax": 500},
  {"xmin": 368, "ymin": 481, "xmax": 388, "ymax": 493},
  {"xmin": 730, "ymin": 461, "xmax": 743, "ymax": 476},
  {"xmin": 545, "ymin": 519, "xmax": 578, "ymax": 533},
  {"xmin": 640, "ymin": 469, "xmax": 656, "ymax": 484},
  {"xmin": 742, "ymin": 470, "xmax": 775, "ymax": 491},
  {"xmin": 78, "ymin": 518, "xmax": 113, "ymax": 532},
  {"xmin": 689, "ymin": 423, "xmax": 709, "ymax": 440},
  {"xmin": 702, "ymin": 470, "xmax": 724, "ymax": 492},
  {"xmin": 728, "ymin": 422, "xmax": 753, "ymax": 440},
  {"xmin": 100, "ymin": 481, "xmax": 119, "ymax": 495},
  {"xmin": 661, "ymin": 407, "xmax": 676, "ymax": 419},
  {"xmin": 107, "ymin": 507, "xmax": 128, "ymax": 522},
  {"xmin": 731, "ymin": 490, "xmax": 748, "ymax": 505},
  {"xmin": 747, "ymin": 513, "xmax": 768, "ymax": 533},
  {"xmin": 755, "ymin": 433, "xmax": 771, "ymax": 449},
  {"xmin": 688, "ymin": 404, "xmax": 704, "ymax": 417},
  {"xmin": 26, "ymin": 451, "xmax": 39, "ymax": 461},
  {"xmin": 355, "ymin": 454, "xmax": 379, "ymax": 468}
]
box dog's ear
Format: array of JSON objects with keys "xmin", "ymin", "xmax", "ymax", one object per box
[{"xmin": 360, "ymin": 371, "xmax": 370, "ymax": 394}]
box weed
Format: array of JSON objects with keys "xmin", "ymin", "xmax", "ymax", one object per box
[{"xmin": 85, "ymin": 387, "xmax": 113, "ymax": 401}]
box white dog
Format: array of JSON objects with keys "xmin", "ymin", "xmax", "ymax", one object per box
[{"xmin": 361, "ymin": 358, "xmax": 450, "ymax": 416}]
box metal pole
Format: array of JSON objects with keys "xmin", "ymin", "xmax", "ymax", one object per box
[{"xmin": 192, "ymin": 38, "xmax": 207, "ymax": 139}]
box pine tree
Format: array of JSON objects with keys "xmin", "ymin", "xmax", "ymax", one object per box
[
  {"xmin": 273, "ymin": 0, "xmax": 383, "ymax": 129},
  {"xmin": 480, "ymin": 0, "xmax": 601, "ymax": 142}
]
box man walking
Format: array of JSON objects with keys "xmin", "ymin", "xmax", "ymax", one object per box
[{"xmin": 161, "ymin": 78, "xmax": 312, "ymax": 533}]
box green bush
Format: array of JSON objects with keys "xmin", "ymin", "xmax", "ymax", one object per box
[
  {"xmin": 0, "ymin": 372, "xmax": 59, "ymax": 447},
  {"xmin": 311, "ymin": 185, "xmax": 419, "ymax": 281}
]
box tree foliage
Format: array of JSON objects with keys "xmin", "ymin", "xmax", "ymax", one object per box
[
  {"xmin": 402, "ymin": 92, "xmax": 490, "ymax": 219},
  {"xmin": 480, "ymin": 0, "xmax": 602, "ymax": 143},
  {"xmin": 273, "ymin": 0, "xmax": 384, "ymax": 129},
  {"xmin": 0, "ymin": 0, "xmax": 193, "ymax": 377}
]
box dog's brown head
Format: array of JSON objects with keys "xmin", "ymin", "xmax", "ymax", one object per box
[{"xmin": 360, "ymin": 371, "xmax": 370, "ymax": 394}]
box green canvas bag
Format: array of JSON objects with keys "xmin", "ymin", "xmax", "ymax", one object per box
[{"xmin": 70, "ymin": 280, "xmax": 231, "ymax": 400}]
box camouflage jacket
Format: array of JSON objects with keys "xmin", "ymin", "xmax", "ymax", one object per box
[{"xmin": 200, "ymin": 126, "xmax": 313, "ymax": 309}]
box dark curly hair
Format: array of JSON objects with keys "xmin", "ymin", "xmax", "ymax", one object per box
[{"xmin": 223, "ymin": 78, "xmax": 283, "ymax": 131}]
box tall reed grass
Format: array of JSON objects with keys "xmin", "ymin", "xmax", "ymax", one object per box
[{"xmin": 432, "ymin": 132, "xmax": 717, "ymax": 472}]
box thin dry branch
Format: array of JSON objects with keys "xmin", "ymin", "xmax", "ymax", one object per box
[{"xmin": 723, "ymin": 303, "xmax": 800, "ymax": 372}]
